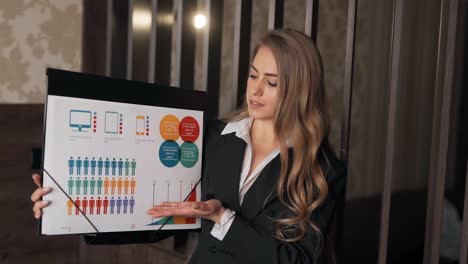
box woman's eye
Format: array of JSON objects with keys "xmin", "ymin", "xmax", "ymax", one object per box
[
  {"xmin": 267, "ymin": 81, "xmax": 277, "ymax": 87},
  {"xmin": 248, "ymin": 74, "xmax": 257, "ymax": 79}
]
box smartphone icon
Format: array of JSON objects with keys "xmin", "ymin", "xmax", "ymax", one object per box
[{"xmin": 136, "ymin": 116, "xmax": 145, "ymax": 135}]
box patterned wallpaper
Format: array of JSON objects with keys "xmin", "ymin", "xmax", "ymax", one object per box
[{"xmin": 0, "ymin": 0, "xmax": 82, "ymax": 103}]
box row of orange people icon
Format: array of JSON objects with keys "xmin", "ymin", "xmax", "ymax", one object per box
[
  {"xmin": 67, "ymin": 196, "xmax": 135, "ymax": 215},
  {"xmin": 68, "ymin": 177, "xmax": 136, "ymax": 196}
]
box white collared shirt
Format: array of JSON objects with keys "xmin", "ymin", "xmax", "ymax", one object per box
[{"xmin": 210, "ymin": 117, "xmax": 281, "ymax": 241}]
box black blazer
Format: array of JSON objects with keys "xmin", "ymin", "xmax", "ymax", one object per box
[
  {"xmin": 187, "ymin": 120, "xmax": 346, "ymax": 264},
  {"xmin": 85, "ymin": 120, "xmax": 346, "ymax": 264}
]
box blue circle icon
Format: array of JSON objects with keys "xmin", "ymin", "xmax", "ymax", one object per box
[{"xmin": 159, "ymin": 141, "xmax": 180, "ymax": 167}]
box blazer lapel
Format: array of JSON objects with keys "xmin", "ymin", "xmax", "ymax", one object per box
[
  {"xmin": 240, "ymin": 154, "xmax": 281, "ymax": 222},
  {"xmin": 215, "ymin": 133, "xmax": 246, "ymax": 212},
  {"xmin": 212, "ymin": 127, "xmax": 292, "ymax": 220}
]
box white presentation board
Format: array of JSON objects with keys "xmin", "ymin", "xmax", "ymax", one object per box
[{"xmin": 41, "ymin": 69, "xmax": 207, "ymax": 235}]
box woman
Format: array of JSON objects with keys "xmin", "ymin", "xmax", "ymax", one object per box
[{"xmin": 31, "ymin": 29, "xmax": 346, "ymax": 263}]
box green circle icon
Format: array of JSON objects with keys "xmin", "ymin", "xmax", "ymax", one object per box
[{"xmin": 180, "ymin": 142, "xmax": 199, "ymax": 168}]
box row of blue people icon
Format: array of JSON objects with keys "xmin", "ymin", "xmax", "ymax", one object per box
[
  {"xmin": 68, "ymin": 157, "xmax": 136, "ymax": 177},
  {"xmin": 68, "ymin": 196, "xmax": 136, "ymax": 215}
]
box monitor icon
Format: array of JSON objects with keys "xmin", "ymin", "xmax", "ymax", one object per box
[{"xmin": 69, "ymin": 110, "xmax": 92, "ymax": 132}]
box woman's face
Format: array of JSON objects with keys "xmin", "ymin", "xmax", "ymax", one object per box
[{"xmin": 246, "ymin": 46, "xmax": 279, "ymax": 120}]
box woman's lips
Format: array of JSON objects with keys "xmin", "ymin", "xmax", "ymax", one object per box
[{"xmin": 249, "ymin": 99, "xmax": 264, "ymax": 108}]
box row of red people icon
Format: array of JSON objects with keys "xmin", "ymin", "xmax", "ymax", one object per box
[{"xmin": 67, "ymin": 196, "xmax": 135, "ymax": 215}]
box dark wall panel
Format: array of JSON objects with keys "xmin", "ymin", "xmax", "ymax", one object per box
[
  {"xmin": 203, "ymin": 0, "xmax": 224, "ymax": 118},
  {"xmin": 132, "ymin": 0, "xmax": 152, "ymax": 82},
  {"xmin": 268, "ymin": 0, "xmax": 284, "ymax": 29},
  {"xmin": 82, "ymin": 0, "xmax": 108, "ymax": 75},
  {"xmin": 0, "ymin": 105, "xmax": 80, "ymax": 264},
  {"xmin": 233, "ymin": 0, "xmax": 252, "ymax": 107},
  {"xmin": 174, "ymin": 0, "xmax": 197, "ymax": 89},
  {"xmin": 153, "ymin": 0, "xmax": 173, "ymax": 85},
  {"xmin": 111, "ymin": 0, "xmax": 130, "ymax": 79}
]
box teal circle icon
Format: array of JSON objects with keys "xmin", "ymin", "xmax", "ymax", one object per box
[
  {"xmin": 180, "ymin": 142, "xmax": 199, "ymax": 168},
  {"xmin": 159, "ymin": 141, "xmax": 180, "ymax": 167}
]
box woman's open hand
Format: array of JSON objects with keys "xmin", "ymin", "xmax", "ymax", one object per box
[{"xmin": 146, "ymin": 199, "xmax": 225, "ymax": 224}]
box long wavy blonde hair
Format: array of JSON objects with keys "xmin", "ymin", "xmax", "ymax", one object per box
[{"xmin": 224, "ymin": 29, "xmax": 334, "ymax": 243}]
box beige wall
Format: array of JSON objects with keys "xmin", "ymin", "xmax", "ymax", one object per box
[{"xmin": 0, "ymin": 0, "xmax": 82, "ymax": 103}]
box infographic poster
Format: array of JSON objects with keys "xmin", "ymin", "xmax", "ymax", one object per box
[{"xmin": 41, "ymin": 95, "xmax": 203, "ymax": 235}]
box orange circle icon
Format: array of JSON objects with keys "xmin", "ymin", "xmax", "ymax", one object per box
[{"xmin": 160, "ymin": 114, "xmax": 180, "ymax": 141}]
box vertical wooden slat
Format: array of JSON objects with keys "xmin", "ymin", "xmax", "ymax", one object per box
[
  {"xmin": 152, "ymin": 0, "xmax": 173, "ymax": 85},
  {"xmin": 340, "ymin": 0, "xmax": 357, "ymax": 161},
  {"xmin": 268, "ymin": 0, "xmax": 284, "ymax": 30},
  {"xmin": 105, "ymin": 0, "xmax": 113, "ymax": 77},
  {"xmin": 179, "ymin": 0, "xmax": 197, "ymax": 89},
  {"xmin": 200, "ymin": 0, "xmax": 209, "ymax": 89},
  {"xmin": 82, "ymin": 0, "xmax": 108, "ymax": 75},
  {"xmin": 173, "ymin": 0, "xmax": 197, "ymax": 89},
  {"xmin": 422, "ymin": 3, "xmax": 446, "ymax": 257},
  {"xmin": 304, "ymin": 0, "xmax": 318, "ymax": 42},
  {"xmin": 132, "ymin": 0, "xmax": 152, "ymax": 82},
  {"xmin": 336, "ymin": 0, "xmax": 357, "ymax": 259},
  {"xmin": 127, "ymin": 0, "xmax": 134, "ymax": 80},
  {"xmin": 377, "ymin": 0, "xmax": 404, "ymax": 263},
  {"xmin": 148, "ymin": 0, "xmax": 157, "ymax": 83},
  {"xmin": 461, "ymin": 161, "xmax": 468, "ymax": 264},
  {"xmin": 423, "ymin": 0, "xmax": 459, "ymax": 263},
  {"xmin": 233, "ymin": 0, "xmax": 252, "ymax": 107},
  {"xmin": 201, "ymin": 0, "xmax": 223, "ymax": 118},
  {"xmin": 110, "ymin": 0, "xmax": 130, "ymax": 79},
  {"xmin": 173, "ymin": 0, "xmax": 182, "ymax": 86}
]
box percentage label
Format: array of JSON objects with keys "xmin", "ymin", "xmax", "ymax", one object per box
[
  {"xmin": 182, "ymin": 150, "xmax": 194, "ymax": 159},
  {"xmin": 180, "ymin": 142, "xmax": 199, "ymax": 168}
]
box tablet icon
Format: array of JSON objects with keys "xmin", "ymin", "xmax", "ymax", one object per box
[{"xmin": 105, "ymin": 112, "xmax": 123, "ymax": 134}]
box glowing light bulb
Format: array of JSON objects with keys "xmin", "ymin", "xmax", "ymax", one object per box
[
  {"xmin": 133, "ymin": 8, "xmax": 152, "ymax": 31},
  {"xmin": 193, "ymin": 14, "xmax": 206, "ymax": 29}
]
